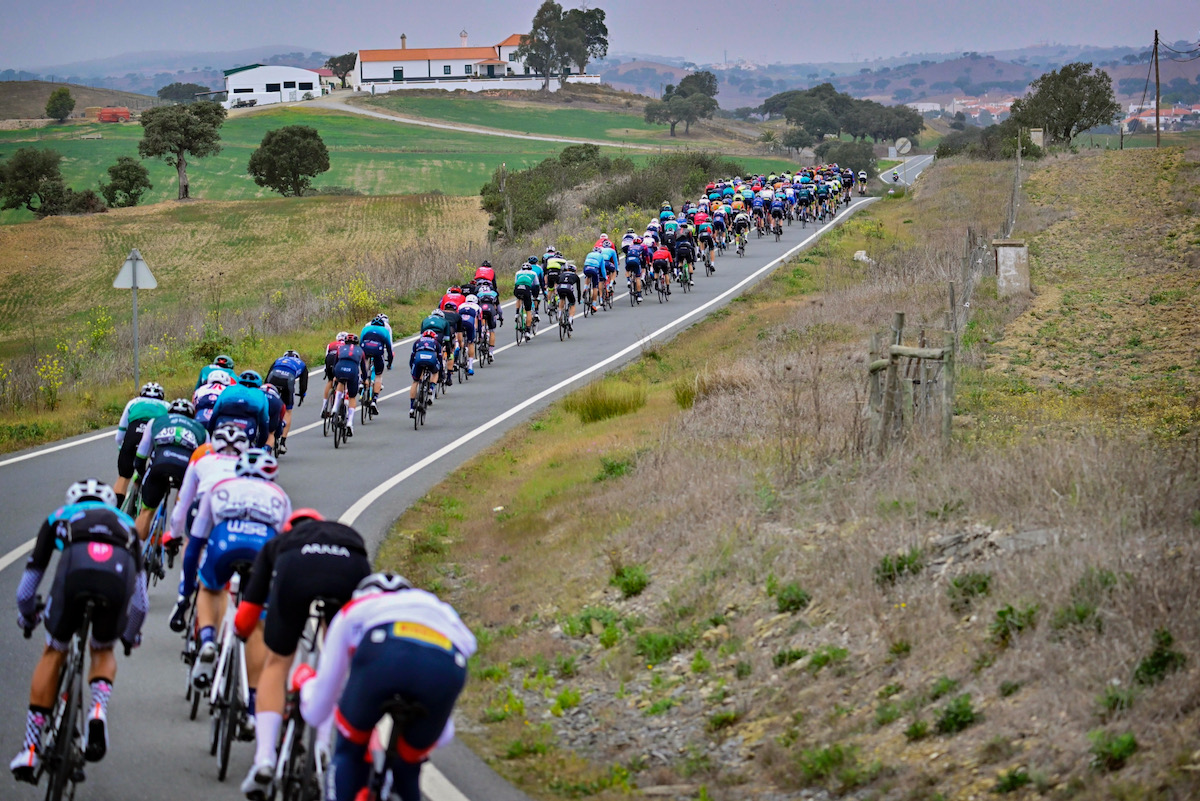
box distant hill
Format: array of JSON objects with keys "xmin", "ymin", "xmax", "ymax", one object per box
[{"xmin": 0, "ymin": 81, "xmax": 160, "ymax": 120}]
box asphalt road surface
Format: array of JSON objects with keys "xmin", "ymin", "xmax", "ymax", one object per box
[
  {"xmin": 0, "ymin": 197, "xmax": 881, "ymax": 801},
  {"xmin": 880, "ymin": 154, "xmax": 934, "ymax": 187}
]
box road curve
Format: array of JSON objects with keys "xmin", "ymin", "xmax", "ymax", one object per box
[
  {"xmin": 0, "ymin": 199, "xmax": 876, "ymax": 801},
  {"xmin": 879, "ymin": 154, "xmax": 934, "ymax": 187}
]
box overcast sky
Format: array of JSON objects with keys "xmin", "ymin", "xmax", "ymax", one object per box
[{"xmin": 5, "ymin": 0, "xmax": 1198, "ymax": 70}]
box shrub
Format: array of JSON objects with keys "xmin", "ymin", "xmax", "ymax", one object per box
[
  {"xmin": 993, "ymin": 768, "xmax": 1031, "ymax": 793},
  {"xmin": 599, "ymin": 624, "xmax": 620, "ymax": 648},
  {"xmin": 735, "ymin": 660, "xmax": 753, "ymax": 679},
  {"xmin": 707, "ymin": 710, "xmax": 739, "ymax": 731},
  {"xmin": 645, "ymin": 697, "xmax": 676, "ymax": 716},
  {"xmin": 691, "ymin": 650, "xmax": 711, "ymax": 673},
  {"xmin": 1098, "ymin": 684, "xmax": 1137, "ymax": 718},
  {"xmin": 481, "ymin": 144, "xmax": 621, "ymax": 237},
  {"xmin": 904, "ymin": 719, "xmax": 930, "ymax": 741},
  {"xmin": 929, "ymin": 675, "xmax": 960, "ymax": 701},
  {"xmin": 562, "ymin": 606, "xmax": 620, "ymax": 638},
  {"xmin": 878, "ymin": 683, "xmax": 903, "ymax": 700},
  {"xmin": 876, "ymin": 703, "xmax": 901, "ymax": 726},
  {"xmin": 564, "ymin": 381, "xmax": 647, "ymax": 423},
  {"xmin": 773, "ymin": 648, "xmax": 808, "ymax": 668},
  {"xmin": 875, "ymin": 547, "xmax": 924, "ymax": 585},
  {"xmin": 808, "ymin": 645, "xmax": 849, "ymax": 675},
  {"xmin": 935, "ymin": 694, "xmax": 980, "ymax": 735},
  {"xmin": 1133, "ymin": 629, "xmax": 1186, "ymax": 686},
  {"xmin": 989, "ymin": 604, "xmax": 1039, "ymax": 647},
  {"xmin": 999, "ymin": 680, "xmax": 1022, "ymax": 698},
  {"xmin": 948, "ymin": 572, "xmax": 991, "ymax": 612},
  {"xmin": 550, "ymin": 687, "xmax": 581, "ymax": 716},
  {"xmin": 635, "ymin": 628, "xmax": 695, "ymax": 663},
  {"xmin": 889, "ymin": 639, "xmax": 912, "ymax": 658},
  {"xmin": 610, "ymin": 563, "xmax": 649, "ymax": 598},
  {"xmin": 555, "ymin": 655, "xmax": 578, "ymax": 678},
  {"xmin": 776, "ymin": 582, "xmax": 812, "ymax": 613},
  {"xmin": 590, "ymin": 152, "xmax": 747, "ymax": 211},
  {"xmin": 595, "ymin": 455, "xmax": 632, "ymax": 481},
  {"xmin": 1052, "ymin": 567, "xmax": 1117, "ymax": 633},
  {"xmin": 796, "ymin": 743, "xmax": 854, "ymax": 784},
  {"xmin": 1088, "ymin": 730, "xmax": 1138, "ymax": 771}
]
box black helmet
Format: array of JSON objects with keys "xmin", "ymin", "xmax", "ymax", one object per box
[{"xmin": 481, "ymin": 260, "xmax": 492, "ymax": 268}]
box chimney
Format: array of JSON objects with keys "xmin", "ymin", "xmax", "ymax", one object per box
[
  {"xmin": 460, "ymin": 29, "xmax": 468, "ymax": 47},
  {"xmin": 401, "ymin": 33, "xmax": 407, "ymax": 49}
]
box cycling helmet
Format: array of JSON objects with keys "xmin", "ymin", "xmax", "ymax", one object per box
[
  {"xmin": 466, "ymin": 294, "xmax": 478, "ymax": 304},
  {"xmin": 430, "ymin": 309, "xmax": 445, "ymax": 318},
  {"xmin": 336, "ymin": 331, "xmax": 349, "ymax": 343},
  {"xmin": 447, "ymin": 286, "xmax": 460, "ymax": 294},
  {"xmin": 168, "ymin": 398, "xmax": 195, "ymax": 417},
  {"xmin": 371, "ymin": 315, "xmax": 386, "ymax": 327},
  {"xmin": 421, "ymin": 329, "xmax": 438, "ymax": 339},
  {"xmin": 140, "ymin": 382, "xmax": 165, "ymax": 400},
  {"xmin": 593, "ymin": 246, "xmax": 602, "ymax": 252},
  {"xmin": 529, "ymin": 256, "xmax": 540, "ymax": 264},
  {"xmin": 212, "ymin": 423, "xmax": 249, "ymax": 455},
  {"xmin": 565, "ymin": 262, "xmax": 577, "ymax": 272},
  {"xmin": 283, "ymin": 508, "xmax": 325, "ymax": 533},
  {"xmin": 379, "ymin": 314, "xmax": 389, "ymax": 323},
  {"xmin": 284, "ymin": 349, "xmax": 300, "ymax": 358},
  {"xmin": 481, "ymin": 260, "xmax": 492, "ymax": 268},
  {"xmin": 262, "ymin": 383, "xmax": 280, "ymax": 398},
  {"xmin": 626, "ymin": 228, "xmax": 635, "ymax": 234},
  {"xmin": 633, "ymin": 237, "xmax": 643, "ymax": 244},
  {"xmin": 443, "ymin": 301, "xmax": 458, "ymax": 312},
  {"xmin": 235, "ymin": 448, "xmax": 279, "ymax": 481},
  {"xmin": 239, "ymin": 370, "xmax": 263, "ymax": 388},
  {"xmin": 65, "ymin": 478, "xmax": 117, "ymax": 507},
  {"xmin": 214, "ymin": 355, "xmax": 234, "ymax": 369},
  {"xmin": 209, "ymin": 370, "xmax": 235, "ymax": 386},
  {"xmin": 352, "ymin": 571, "xmax": 412, "ymax": 599},
  {"xmin": 345, "ymin": 333, "xmax": 359, "ymax": 345}
]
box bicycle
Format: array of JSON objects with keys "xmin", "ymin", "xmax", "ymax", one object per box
[
  {"xmin": 360, "ymin": 696, "xmax": 427, "ymax": 801},
  {"xmin": 413, "ymin": 372, "xmax": 432, "ymax": 430},
  {"xmin": 735, "ymin": 231, "xmax": 747, "ymax": 258},
  {"xmin": 558, "ymin": 302, "xmax": 572, "ymax": 341},
  {"xmin": 544, "ymin": 292, "xmax": 559, "ymax": 324},
  {"xmin": 142, "ymin": 489, "xmax": 171, "ymax": 586},
  {"xmin": 273, "ymin": 598, "xmax": 336, "ymax": 801},
  {"xmin": 330, "ymin": 383, "xmax": 350, "ymax": 449},
  {"xmin": 179, "ymin": 592, "xmax": 203, "ymax": 721},
  {"xmin": 582, "ymin": 285, "xmax": 594, "ymax": 319},
  {"xmin": 476, "ymin": 329, "xmax": 492, "ymax": 369},
  {"xmin": 208, "ymin": 563, "xmax": 254, "ymax": 782},
  {"xmin": 359, "ymin": 363, "xmax": 377, "ymax": 426},
  {"xmin": 773, "ymin": 220, "xmax": 783, "ymax": 242},
  {"xmin": 678, "ymin": 259, "xmax": 692, "ymax": 293},
  {"xmin": 655, "ymin": 269, "xmax": 670, "ymax": 304},
  {"xmin": 454, "ymin": 343, "xmax": 468, "ymax": 385},
  {"xmin": 603, "ymin": 280, "xmax": 614, "ymax": 311},
  {"xmin": 21, "ymin": 595, "xmax": 97, "ymax": 801}
]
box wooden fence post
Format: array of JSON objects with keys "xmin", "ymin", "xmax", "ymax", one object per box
[
  {"xmin": 942, "ymin": 329, "xmax": 955, "ymax": 445},
  {"xmin": 878, "ymin": 354, "xmax": 898, "ymax": 456}
]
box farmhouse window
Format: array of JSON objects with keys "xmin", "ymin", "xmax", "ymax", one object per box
[
  {"xmin": 233, "ymin": 88, "xmax": 252, "ymax": 93},
  {"xmin": 283, "ymin": 81, "xmax": 296, "ymax": 88},
  {"xmin": 443, "ymin": 65, "xmax": 451, "ymax": 75},
  {"xmin": 464, "ymin": 65, "xmax": 473, "ymax": 75},
  {"xmin": 299, "ymin": 82, "xmax": 314, "ymax": 90},
  {"xmin": 266, "ymin": 83, "xmax": 281, "ymax": 92}
]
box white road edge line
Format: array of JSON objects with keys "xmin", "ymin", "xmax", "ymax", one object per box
[
  {"xmin": 420, "ymin": 764, "xmax": 473, "ymax": 801},
  {"xmin": 0, "ymin": 538, "xmax": 35, "ymax": 573},
  {"xmin": 338, "ymin": 199, "xmax": 875, "ymax": 529}
]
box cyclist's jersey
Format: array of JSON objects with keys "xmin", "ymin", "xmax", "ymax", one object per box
[
  {"xmin": 336, "ymin": 343, "xmax": 368, "ymax": 373},
  {"xmin": 697, "ymin": 222, "xmax": 714, "ymax": 239},
  {"xmin": 29, "ymin": 501, "xmax": 140, "ymax": 573},
  {"xmin": 583, "ymin": 251, "xmax": 606, "ymax": 279},
  {"xmin": 733, "ymin": 212, "xmax": 751, "ymax": 229},
  {"xmin": 410, "ymin": 337, "xmax": 443, "ymax": 371},
  {"xmin": 513, "ymin": 268, "xmax": 539, "ymax": 289},
  {"xmin": 241, "ymin": 521, "xmax": 369, "ymax": 608},
  {"xmin": 136, "ymin": 412, "xmax": 207, "ymax": 462},
  {"xmin": 624, "ymin": 244, "xmax": 645, "ymax": 265},
  {"xmin": 751, "ymin": 196, "xmax": 765, "ymax": 210},
  {"xmin": 557, "ymin": 270, "xmax": 581, "ymax": 292},
  {"xmin": 674, "ymin": 239, "xmax": 695, "ymax": 262},
  {"xmin": 771, "ymin": 199, "xmax": 784, "ymax": 213},
  {"xmin": 359, "ymin": 323, "xmax": 392, "ymax": 349},
  {"xmin": 419, "ymin": 314, "xmax": 451, "ymax": 340},
  {"xmin": 816, "ymin": 184, "xmax": 830, "ymax": 197},
  {"xmin": 209, "ymin": 384, "xmax": 269, "ymax": 438},
  {"xmin": 663, "ymin": 220, "xmax": 678, "ymax": 236},
  {"xmin": 457, "ymin": 300, "xmax": 481, "ymax": 330},
  {"xmin": 299, "ymin": 588, "xmax": 477, "ymax": 732},
  {"xmin": 620, "ymin": 233, "xmax": 636, "ymax": 250},
  {"xmin": 193, "ymin": 382, "xmax": 227, "ymax": 424},
  {"xmin": 170, "ymin": 450, "xmax": 238, "ymax": 536},
  {"xmin": 600, "ymin": 246, "xmax": 619, "ymax": 274},
  {"xmin": 268, "ymin": 354, "xmax": 307, "ymax": 382},
  {"xmin": 474, "ymin": 266, "xmax": 495, "ymax": 285},
  {"xmin": 191, "ymin": 476, "xmax": 291, "ymax": 543},
  {"xmin": 652, "ymin": 246, "xmax": 673, "ymax": 265},
  {"xmin": 195, "ymin": 363, "xmax": 234, "ymax": 390},
  {"xmin": 116, "ymin": 397, "xmax": 170, "ymax": 447}
]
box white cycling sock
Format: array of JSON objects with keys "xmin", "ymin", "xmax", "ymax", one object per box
[{"xmin": 254, "ymin": 711, "xmax": 282, "ymax": 765}]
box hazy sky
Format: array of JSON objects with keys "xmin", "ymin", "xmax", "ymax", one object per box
[{"xmin": 5, "ymin": 0, "xmax": 1198, "ymax": 70}]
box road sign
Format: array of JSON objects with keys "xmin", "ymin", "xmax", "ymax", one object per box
[
  {"xmin": 113, "ymin": 248, "xmax": 156, "ymax": 289},
  {"xmin": 896, "ymin": 137, "xmax": 912, "ymax": 155}
]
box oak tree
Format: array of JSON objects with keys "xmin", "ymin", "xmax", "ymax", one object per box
[
  {"xmin": 1010, "ymin": 62, "xmax": 1120, "ymax": 144},
  {"xmin": 45, "ymin": 87, "xmax": 75, "ymax": 122},
  {"xmin": 247, "ymin": 125, "xmax": 330, "ymax": 197},
  {"xmin": 137, "ymin": 101, "xmax": 226, "ymax": 200}
]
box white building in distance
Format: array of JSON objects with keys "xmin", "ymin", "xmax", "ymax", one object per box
[{"xmin": 222, "ymin": 64, "xmax": 322, "ymax": 108}]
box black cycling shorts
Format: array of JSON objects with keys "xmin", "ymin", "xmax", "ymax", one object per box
[
  {"xmin": 140, "ymin": 447, "xmax": 189, "ymax": 510},
  {"xmin": 481, "ymin": 306, "xmax": 497, "ymax": 330},
  {"xmin": 557, "ymin": 286, "xmax": 576, "ymax": 305},
  {"xmin": 46, "ymin": 542, "xmax": 137, "ymax": 648},
  {"xmin": 514, "ymin": 285, "xmax": 533, "ymax": 312},
  {"xmin": 324, "ymin": 351, "xmax": 337, "ymax": 381},
  {"xmin": 117, "ymin": 420, "xmax": 150, "ymax": 479},
  {"xmin": 263, "ymin": 548, "xmax": 371, "ymax": 655},
  {"xmin": 333, "ymin": 362, "xmax": 361, "ymax": 398},
  {"xmin": 267, "ymin": 372, "xmax": 295, "ymax": 409}
]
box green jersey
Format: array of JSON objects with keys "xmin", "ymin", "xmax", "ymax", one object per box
[
  {"xmin": 137, "ymin": 413, "xmax": 208, "ymax": 459},
  {"xmin": 514, "ymin": 268, "xmax": 539, "ymax": 289},
  {"xmin": 420, "ymin": 314, "xmax": 451, "ymax": 339}
]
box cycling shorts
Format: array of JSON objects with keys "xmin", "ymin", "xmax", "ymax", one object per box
[
  {"xmin": 263, "ymin": 548, "xmax": 370, "ymax": 656},
  {"xmin": 480, "ymin": 306, "xmax": 498, "ymax": 330},
  {"xmin": 459, "ymin": 319, "xmax": 476, "ymax": 342},
  {"xmin": 198, "ymin": 520, "xmax": 274, "ymax": 591},
  {"xmin": 411, "ymin": 352, "xmax": 440, "ymax": 381},
  {"xmin": 513, "ymin": 285, "xmax": 533, "ymax": 312},
  {"xmin": 196, "ymin": 405, "xmax": 217, "ymax": 426},
  {"xmin": 624, "ymin": 259, "xmax": 641, "ymax": 277},
  {"xmin": 333, "ymin": 361, "xmax": 362, "ymax": 398},
  {"xmin": 45, "ymin": 541, "xmax": 137, "ymax": 649},
  {"xmin": 117, "ymin": 419, "xmax": 151, "ymax": 479},
  {"xmin": 363, "ymin": 351, "xmax": 384, "ymax": 378},
  {"xmin": 140, "ymin": 447, "xmax": 190, "ymax": 510},
  {"xmin": 267, "ymin": 372, "xmax": 295, "ymax": 410},
  {"xmin": 652, "ymin": 258, "xmax": 671, "ymax": 273},
  {"xmin": 583, "ymin": 267, "xmax": 600, "ymax": 288},
  {"xmin": 771, "ymin": 209, "xmax": 783, "ymax": 218},
  {"xmin": 557, "ymin": 286, "xmax": 577, "ymax": 305},
  {"xmin": 324, "ymin": 350, "xmax": 338, "ymax": 381}
]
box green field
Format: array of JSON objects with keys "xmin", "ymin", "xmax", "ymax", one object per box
[{"xmin": 362, "ymin": 94, "xmax": 672, "ymax": 144}]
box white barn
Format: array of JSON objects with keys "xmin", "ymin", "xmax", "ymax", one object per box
[
  {"xmin": 356, "ymin": 31, "xmax": 600, "ymax": 93},
  {"xmin": 222, "ymin": 64, "xmax": 322, "ymax": 108}
]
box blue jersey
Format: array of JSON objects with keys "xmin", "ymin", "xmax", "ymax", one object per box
[
  {"xmin": 600, "ymin": 246, "xmax": 619, "ymax": 274},
  {"xmin": 209, "ymin": 384, "xmax": 270, "ymax": 445},
  {"xmin": 583, "ymin": 251, "xmax": 606, "ymax": 279},
  {"xmin": 268, "ymin": 354, "xmax": 306, "ymax": 380},
  {"xmin": 360, "ymin": 323, "xmax": 393, "ymax": 364}
]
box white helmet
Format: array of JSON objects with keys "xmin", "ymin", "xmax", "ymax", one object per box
[
  {"xmin": 353, "ymin": 571, "xmax": 413, "ymax": 599},
  {"xmin": 209, "ymin": 370, "xmax": 235, "ymax": 386},
  {"xmin": 336, "ymin": 331, "xmax": 349, "ymax": 343},
  {"xmin": 211, "ymin": 424, "xmax": 249, "ymax": 455},
  {"xmin": 65, "ymin": 478, "xmax": 117, "ymax": 507},
  {"xmin": 235, "ymin": 448, "xmax": 279, "ymax": 481},
  {"xmin": 466, "ymin": 294, "xmax": 478, "ymax": 304}
]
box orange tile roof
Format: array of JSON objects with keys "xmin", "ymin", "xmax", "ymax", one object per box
[
  {"xmin": 496, "ymin": 34, "xmax": 525, "ymax": 47},
  {"xmin": 475, "ymin": 58, "xmax": 507, "ymax": 65},
  {"xmin": 359, "ymin": 46, "xmax": 499, "ymax": 62}
]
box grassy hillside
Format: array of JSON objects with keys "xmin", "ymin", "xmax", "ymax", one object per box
[
  {"xmin": 0, "ymin": 80, "xmax": 161, "ymax": 120},
  {"xmin": 377, "ymin": 148, "xmax": 1200, "ymax": 799}
]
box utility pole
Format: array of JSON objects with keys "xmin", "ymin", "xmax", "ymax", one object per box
[{"xmin": 1154, "ymin": 29, "xmax": 1160, "ymax": 148}]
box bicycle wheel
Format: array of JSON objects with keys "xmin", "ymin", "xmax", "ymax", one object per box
[
  {"xmin": 332, "ymin": 414, "xmax": 342, "ymax": 449},
  {"xmin": 515, "ymin": 317, "xmax": 524, "ymax": 346},
  {"xmin": 629, "ymin": 282, "xmax": 637, "ymax": 306},
  {"xmin": 44, "ymin": 649, "xmax": 82, "ymax": 801},
  {"xmin": 217, "ymin": 649, "xmax": 239, "ymax": 781}
]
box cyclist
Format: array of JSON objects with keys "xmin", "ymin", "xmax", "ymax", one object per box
[
  {"xmin": 582, "ymin": 247, "xmax": 605, "ymax": 313},
  {"xmin": 234, "ymin": 509, "xmax": 371, "ymax": 799},
  {"xmin": 261, "ymin": 384, "xmax": 285, "ymax": 452},
  {"xmin": 195, "ymin": 354, "xmax": 236, "ymax": 390},
  {"xmin": 210, "ymin": 370, "xmax": 270, "ymax": 447},
  {"xmin": 440, "ymin": 302, "xmax": 463, "ymax": 383},
  {"xmin": 178, "ymin": 449, "xmax": 290, "ymax": 713},
  {"xmin": 458, "ymin": 294, "xmax": 481, "ymax": 376},
  {"xmin": 194, "ymin": 369, "xmax": 235, "ymax": 427},
  {"xmin": 408, "ymin": 331, "xmax": 444, "ymax": 417},
  {"xmin": 439, "ymin": 286, "xmax": 466, "ymax": 314},
  {"xmin": 320, "ymin": 332, "xmax": 349, "ymax": 419},
  {"xmin": 770, "ymin": 194, "xmax": 785, "ymax": 231},
  {"xmin": 164, "ymin": 423, "xmax": 247, "ymax": 562},
  {"xmin": 530, "ymin": 255, "xmax": 551, "ymax": 317},
  {"xmin": 132, "ymin": 398, "xmax": 207, "ymax": 540},
  {"xmin": 474, "ymin": 260, "xmax": 495, "ymax": 287},
  {"xmin": 331, "ymin": 334, "xmax": 368, "ymax": 437},
  {"xmin": 620, "ymin": 228, "xmax": 637, "ymax": 254},
  {"xmin": 114, "ymin": 382, "xmax": 169, "ymax": 509},
  {"xmin": 696, "ymin": 216, "xmax": 715, "ymax": 269},
  {"xmin": 291, "ymin": 573, "xmax": 476, "ymax": 801},
  {"xmin": 418, "ymin": 309, "xmax": 453, "ymax": 372},
  {"xmin": 360, "ymin": 316, "xmax": 394, "ymax": 416},
  {"xmin": 543, "ymin": 256, "xmax": 563, "ymax": 318},
  {"xmin": 475, "ymin": 284, "xmax": 502, "ymax": 353},
  {"xmin": 599, "ymin": 240, "xmax": 619, "ymax": 298},
  {"xmin": 265, "ymin": 350, "xmax": 308, "ymax": 454},
  {"xmin": 513, "ymin": 259, "xmax": 540, "ymax": 338},
  {"xmin": 624, "ymin": 237, "xmax": 645, "ymax": 303},
  {"xmin": 11, "ymin": 479, "xmax": 147, "ymax": 780},
  {"xmin": 651, "ymin": 242, "xmax": 674, "ymax": 295},
  {"xmin": 556, "ymin": 262, "xmax": 582, "ymax": 329},
  {"xmin": 858, "ymin": 169, "xmax": 867, "ymax": 195}
]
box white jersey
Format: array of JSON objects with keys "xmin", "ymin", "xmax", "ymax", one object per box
[
  {"xmin": 300, "ymin": 589, "xmax": 477, "ymax": 741},
  {"xmin": 193, "ymin": 381, "xmax": 227, "ymax": 406},
  {"xmin": 169, "ymin": 451, "xmax": 238, "ymax": 536},
  {"xmin": 458, "ymin": 299, "xmax": 481, "ymax": 319},
  {"xmin": 190, "ymin": 476, "xmax": 291, "ymax": 542}
]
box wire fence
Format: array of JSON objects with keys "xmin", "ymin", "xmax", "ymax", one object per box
[{"xmin": 950, "ymin": 158, "xmax": 1021, "ymax": 337}]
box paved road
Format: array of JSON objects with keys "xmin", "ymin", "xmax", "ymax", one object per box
[
  {"xmin": 0, "ymin": 199, "xmax": 875, "ymax": 801},
  {"xmin": 879, "ymin": 154, "xmax": 934, "ymax": 187}
]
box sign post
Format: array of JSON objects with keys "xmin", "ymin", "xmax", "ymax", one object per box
[
  {"xmin": 896, "ymin": 138, "xmax": 912, "ymax": 185},
  {"xmin": 113, "ymin": 248, "xmax": 157, "ymax": 388}
]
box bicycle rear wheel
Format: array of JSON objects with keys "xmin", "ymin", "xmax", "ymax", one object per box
[
  {"xmin": 216, "ymin": 650, "xmax": 239, "ymax": 781},
  {"xmin": 44, "ymin": 652, "xmax": 82, "ymax": 801}
]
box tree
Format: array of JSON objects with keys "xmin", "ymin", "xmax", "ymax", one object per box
[
  {"xmin": 673, "ymin": 70, "xmax": 718, "ymax": 100},
  {"xmin": 516, "ymin": 1, "xmax": 566, "ymax": 91},
  {"xmin": 45, "ymin": 87, "xmax": 75, "ymax": 122},
  {"xmin": 645, "ymin": 95, "xmax": 701, "ymax": 137},
  {"xmin": 1010, "ymin": 62, "xmax": 1120, "ymax": 144},
  {"xmin": 138, "ymin": 101, "xmax": 226, "ymax": 200},
  {"xmin": 324, "ymin": 53, "xmax": 356, "ymax": 88},
  {"xmin": 99, "ymin": 156, "xmax": 152, "ymax": 207},
  {"xmin": 784, "ymin": 96, "xmax": 839, "ymax": 140},
  {"xmin": 782, "ymin": 126, "xmax": 815, "ymax": 154},
  {"xmin": 157, "ymin": 82, "xmax": 212, "ymax": 102},
  {"xmin": 562, "ymin": 7, "xmax": 608, "ymax": 73},
  {"xmin": 247, "ymin": 125, "xmax": 330, "ymax": 197},
  {"xmin": 0, "ymin": 147, "xmax": 65, "ymax": 213}
]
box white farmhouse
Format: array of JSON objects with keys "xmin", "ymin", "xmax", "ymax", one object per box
[
  {"xmin": 222, "ymin": 64, "xmax": 322, "ymax": 109},
  {"xmin": 355, "ymin": 31, "xmax": 600, "ymax": 93}
]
